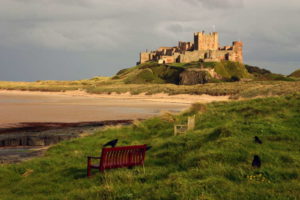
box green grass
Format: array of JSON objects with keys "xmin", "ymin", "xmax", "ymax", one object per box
[
  {"xmin": 86, "ymin": 81, "xmax": 300, "ymax": 98},
  {"xmin": 1, "ymin": 80, "xmax": 300, "ymax": 99},
  {"xmin": 0, "ymin": 81, "xmax": 81, "ymax": 92},
  {"xmin": 120, "ymin": 61, "xmax": 251, "ymax": 84},
  {"xmin": 214, "ymin": 61, "xmax": 250, "ymax": 80},
  {"xmin": 289, "ymin": 69, "xmax": 300, "ymax": 78},
  {"xmin": 1, "ymin": 94, "xmax": 300, "ymax": 199},
  {"xmin": 122, "ymin": 62, "xmax": 184, "ymax": 84},
  {"xmin": 245, "ymin": 65, "xmax": 294, "ymax": 81}
]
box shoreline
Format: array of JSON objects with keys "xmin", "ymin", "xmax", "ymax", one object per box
[
  {"xmin": 0, "ymin": 120, "xmax": 134, "ymax": 134},
  {"xmin": 0, "ymin": 89, "xmax": 230, "ymax": 104}
]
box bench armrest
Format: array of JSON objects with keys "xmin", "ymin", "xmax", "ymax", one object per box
[{"xmin": 87, "ymin": 156, "xmax": 101, "ymax": 177}]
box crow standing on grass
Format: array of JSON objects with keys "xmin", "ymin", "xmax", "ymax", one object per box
[
  {"xmin": 252, "ymin": 155, "xmax": 261, "ymax": 168},
  {"xmin": 254, "ymin": 136, "xmax": 262, "ymax": 144}
]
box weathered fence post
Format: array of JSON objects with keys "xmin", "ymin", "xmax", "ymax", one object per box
[{"xmin": 187, "ymin": 115, "xmax": 195, "ymax": 131}]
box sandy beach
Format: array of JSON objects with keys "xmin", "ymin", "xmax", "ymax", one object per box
[{"xmin": 0, "ymin": 90, "xmax": 229, "ymax": 127}]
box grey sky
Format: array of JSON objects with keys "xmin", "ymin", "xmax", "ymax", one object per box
[{"xmin": 0, "ymin": 0, "xmax": 299, "ymax": 81}]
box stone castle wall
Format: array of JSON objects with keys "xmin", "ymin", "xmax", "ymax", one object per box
[
  {"xmin": 139, "ymin": 31, "xmax": 243, "ymax": 64},
  {"xmin": 179, "ymin": 51, "xmax": 206, "ymax": 63}
]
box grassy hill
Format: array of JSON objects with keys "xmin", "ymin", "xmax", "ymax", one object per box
[
  {"xmin": 289, "ymin": 69, "xmax": 300, "ymax": 78},
  {"xmin": 1, "ymin": 94, "xmax": 300, "ymax": 199},
  {"xmin": 245, "ymin": 65, "xmax": 294, "ymax": 81},
  {"xmin": 0, "ymin": 61, "xmax": 299, "ymax": 99},
  {"xmin": 114, "ymin": 61, "xmax": 295, "ymax": 84},
  {"xmin": 114, "ymin": 61, "xmax": 251, "ymax": 84}
]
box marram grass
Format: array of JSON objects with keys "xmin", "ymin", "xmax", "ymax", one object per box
[
  {"xmin": 1, "ymin": 94, "xmax": 300, "ymax": 200},
  {"xmin": 1, "ymin": 80, "xmax": 300, "ymax": 99}
]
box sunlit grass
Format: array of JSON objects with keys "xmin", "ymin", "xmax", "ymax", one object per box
[{"xmin": 1, "ymin": 80, "xmax": 300, "ymax": 100}]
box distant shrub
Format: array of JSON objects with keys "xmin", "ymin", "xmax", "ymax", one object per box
[
  {"xmin": 230, "ymin": 76, "xmax": 240, "ymax": 82},
  {"xmin": 245, "ymin": 65, "xmax": 271, "ymax": 74}
]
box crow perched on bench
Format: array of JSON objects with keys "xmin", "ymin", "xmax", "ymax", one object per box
[
  {"xmin": 254, "ymin": 136, "xmax": 262, "ymax": 144},
  {"xmin": 103, "ymin": 139, "xmax": 118, "ymax": 148},
  {"xmin": 252, "ymin": 155, "xmax": 261, "ymax": 168}
]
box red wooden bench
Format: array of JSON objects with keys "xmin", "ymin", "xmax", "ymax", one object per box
[{"xmin": 87, "ymin": 144, "xmax": 147, "ymax": 177}]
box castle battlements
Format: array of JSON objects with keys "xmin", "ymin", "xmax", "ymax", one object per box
[{"xmin": 139, "ymin": 31, "xmax": 243, "ymax": 65}]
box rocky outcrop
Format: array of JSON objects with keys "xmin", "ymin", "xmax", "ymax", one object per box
[
  {"xmin": 0, "ymin": 120, "xmax": 134, "ymax": 163},
  {"xmin": 0, "ymin": 120, "xmax": 133, "ymax": 147},
  {"xmin": 0, "ymin": 147, "xmax": 45, "ymax": 164},
  {"xmin": 0, "ymin": 133, "xmax": 76, "ymax": 147},
  {"xmin": 179, "ymin": 68, "xmax": 218, "ymax": 85}
]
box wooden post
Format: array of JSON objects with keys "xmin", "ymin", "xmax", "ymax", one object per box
[{"xmin": 187, "ymin": 115, "xmax": 195, "ymax": 131}]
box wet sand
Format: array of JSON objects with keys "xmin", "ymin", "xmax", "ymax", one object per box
[
  {"xmin": 0, "ymin": 92, "xmax": 184, "ymax": 127},
  {"xmin": 0, "ymin": 90, "xmax": 229, "ymax": 128}
]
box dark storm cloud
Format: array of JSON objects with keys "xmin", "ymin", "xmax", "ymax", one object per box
[{"xmin": 0, "ymin": 0, "xmax": 299, "ymax": 81}]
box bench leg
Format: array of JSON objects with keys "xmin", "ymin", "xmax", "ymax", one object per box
[
  {"xmin": 87, "ymin": 166, "xmax": 91, "ymax": 177},
  {"xmin": 87, "ymin": 157, "xmax": 92, "ymax": 177}
]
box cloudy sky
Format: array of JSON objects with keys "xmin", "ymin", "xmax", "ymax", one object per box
[{"xmin": 0, "ymin": 0, "xmax": 299, "ymax": 81}]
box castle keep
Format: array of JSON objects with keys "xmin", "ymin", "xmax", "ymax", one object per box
[{"xmin": 139, "ymin": 31, "xmax": 243, "ymax": 64}]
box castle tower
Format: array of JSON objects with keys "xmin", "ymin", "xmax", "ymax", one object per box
[
  {"xmin": 232, "ymin": 41, "xmax": 243, "ymax": 63},
  {"xmin": 194, "ymin": 31, "xmax": 219, "ymax": 51},
  {"xmin": 140, "ymin": 52, "xmax": 150, "ymax": 64}
]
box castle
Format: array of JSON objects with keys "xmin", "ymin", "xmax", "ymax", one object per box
[{"xmin": 139, "ymin": 31, "xmax": 243, "ymax": 64}]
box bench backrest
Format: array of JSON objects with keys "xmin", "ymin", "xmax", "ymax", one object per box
[{"xmin": 99, "ymin": 144, "xmax": 147, "ymax": 171}]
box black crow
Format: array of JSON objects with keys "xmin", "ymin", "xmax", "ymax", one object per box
[
  {"xmin": 103, "ymin": 139, "xmax": 118, "ymax": 148},
  {"xmin": 252, "ymin": 155, "xmax": 261, "ymax": 168},
  {"xmin": 254, "ymin": 136, "xmax": 262, "ymax": 144}
]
